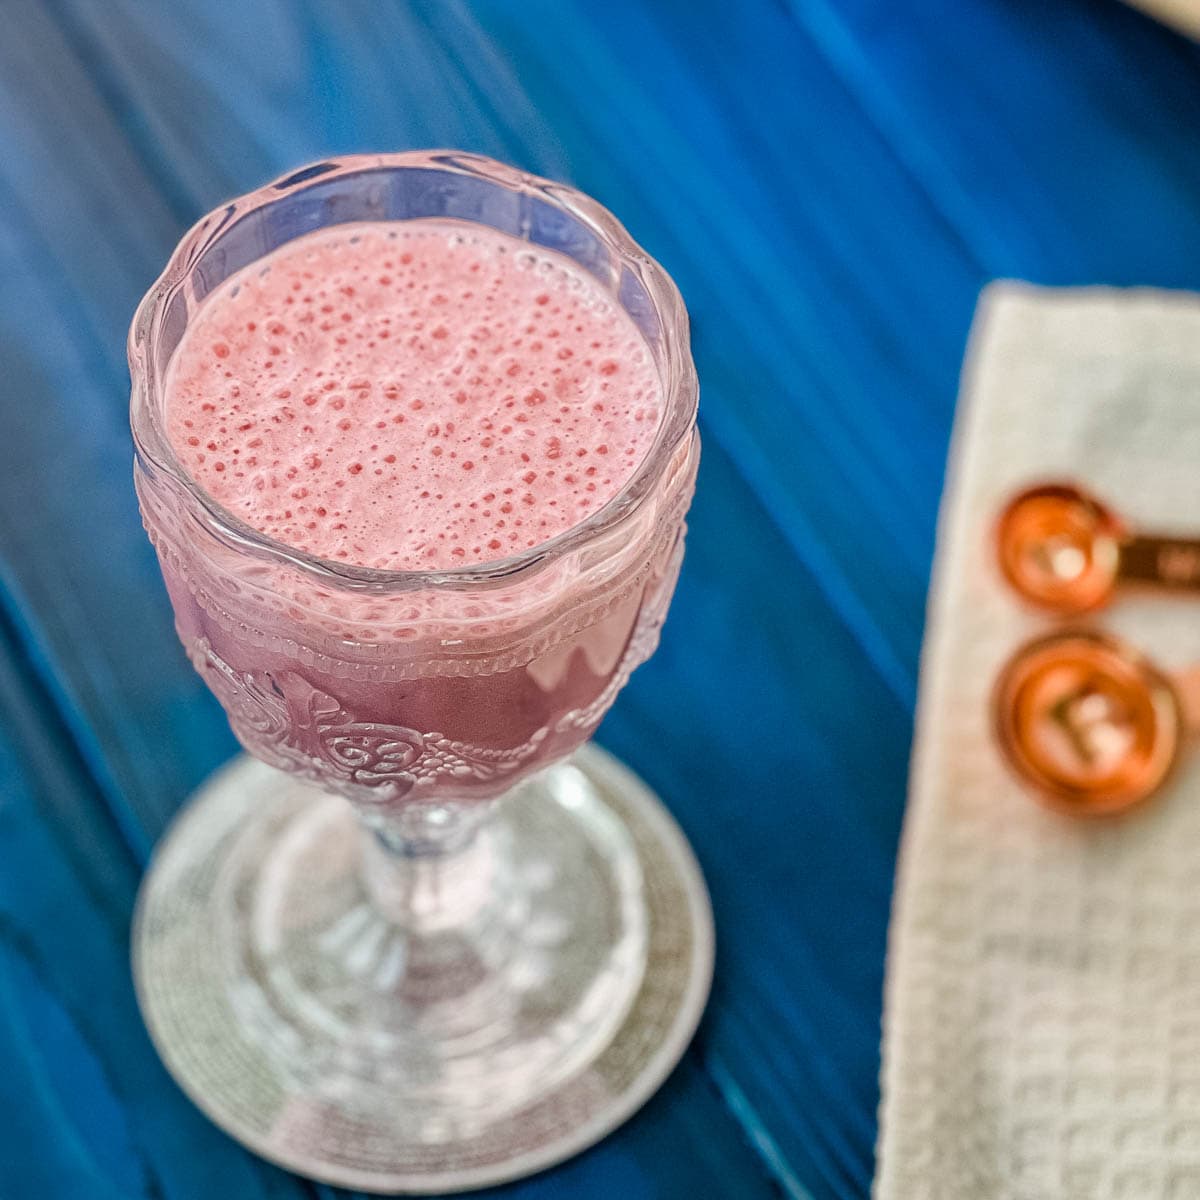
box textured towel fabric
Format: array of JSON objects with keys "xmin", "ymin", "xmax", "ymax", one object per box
[{"xmin": 876, "ymin": 283, "xmax": 1200, "ymax": 1200}]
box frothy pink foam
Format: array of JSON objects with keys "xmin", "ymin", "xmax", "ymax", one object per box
[{"xmin": 165, "ymin": 221, "xmax": 663, "ymax": 570}]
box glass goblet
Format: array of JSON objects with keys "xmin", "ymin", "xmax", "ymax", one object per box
[{"xmin": 129, "ymin": 152, "xmax": 712, "ymax": 1194}]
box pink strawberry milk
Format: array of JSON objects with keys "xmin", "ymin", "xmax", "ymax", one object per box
[{"xmin": 137, "ymin": 219, "xmax": 697, "ymax": 810}]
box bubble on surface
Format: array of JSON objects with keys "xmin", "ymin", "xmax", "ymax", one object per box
[{"xmin": 165, "ymin": 221, "xmax": 663, "ymax": 569}]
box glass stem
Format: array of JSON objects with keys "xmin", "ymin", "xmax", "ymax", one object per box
[{"xmin": 358, "ymin": 802, "xmax": 501, "ymax": 932}]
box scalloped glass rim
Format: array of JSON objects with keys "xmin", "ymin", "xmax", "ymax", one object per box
[{"xmin": 129, "ymin": 151, "xmax": 697, "ymax": 594}]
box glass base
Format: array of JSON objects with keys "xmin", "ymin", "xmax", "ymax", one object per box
[{"xmin": 133, "ymin": 745, "xmax": 713, "ymax": 1194}]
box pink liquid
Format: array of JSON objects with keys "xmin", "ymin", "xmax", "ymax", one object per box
[
  {"xmin": 166, "ymin": 222, "xmax": 662, "ymax": 570},
  {"xmin": 151, "ymin": 221, "xmax": 695, "ymax": 809}
]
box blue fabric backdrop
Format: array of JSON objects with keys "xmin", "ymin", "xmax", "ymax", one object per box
[{"xmin": 1, "ymin": 2, "xmax": 1198, "ymax": 1197}]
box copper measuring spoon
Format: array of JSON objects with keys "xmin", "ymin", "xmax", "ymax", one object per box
[
  {"xmin": 993, "ymin": 628, "xmax": 1200, "ymax": 815},
  {"xmin": 996, "ymin": 483, "xmax": 1200, "ymax": 614}
]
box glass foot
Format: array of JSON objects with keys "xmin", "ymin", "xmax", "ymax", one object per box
[{"xmin": 133, "ymin": 745, "xmax": 713, "ymax": 1193}]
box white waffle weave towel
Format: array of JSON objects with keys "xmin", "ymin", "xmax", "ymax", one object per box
[{"xmin": 876, "ymin": 283, "xmax": 1200, "ymax": 1200}]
